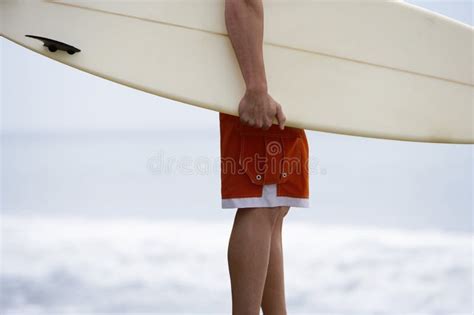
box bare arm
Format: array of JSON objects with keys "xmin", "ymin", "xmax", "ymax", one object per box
[{"xmin": 225, "ymin": 0, "xmax": 286, "ymax": 129}]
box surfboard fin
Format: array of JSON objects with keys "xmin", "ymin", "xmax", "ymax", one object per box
[{"xmin": 25, "ymin": 35, "xmax": 81, "ymax": 55}]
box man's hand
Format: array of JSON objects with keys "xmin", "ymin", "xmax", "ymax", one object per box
[{"xmin": 238, "ymin": 89, "xmax": 286, "ymax": 130}]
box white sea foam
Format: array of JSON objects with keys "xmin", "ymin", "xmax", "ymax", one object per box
[{"xmin": 0, "ymin": 214, "xmax": 472, "ymax": 315}]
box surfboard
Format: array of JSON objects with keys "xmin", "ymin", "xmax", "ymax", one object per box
[{"xmin": 1, "ymin": 0, "xmax": 473, "ymax": 143}]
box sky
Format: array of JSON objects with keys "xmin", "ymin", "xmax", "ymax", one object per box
[
  {"xmin": 1, "ymin": 1, "xmax": 473, "ymax": 231},
  {"xmin": 407, "ymin": 0, "xmax": 473, "ymax": 25}
]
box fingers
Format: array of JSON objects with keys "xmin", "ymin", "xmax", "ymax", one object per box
[
  {"xmin": 239, "ymin": 107, "xmax": 262, "ymax": 128},
  {"xmin": 242, "ymin": 116, "xmax": 273, "ymax": 129},
  {"xmin": 254, "ymin": 117, "xmax": 263, "ymax": 129},
  {"xmin": 239, "ymin": 111, "xmax": 253, "ymax": 126},
  {"xmin": 238, "ymin": 93, "xmax": 286, "ymax": 130},
  {"xmin": 262, "ymin": 118, "xmax": 272, "ymax": 130},
  {"xmin": 240, "ymin": 110, "xmax": 284, "ymax": 130},
  {"xmin": 241, "ymin": 117, "xmax": 255, "ymax": 127},
  {"xmin": 239, "ymin": 100, "xmax": 256, "ymax": 127},
  {"xmin": 276, "ymin": 104, "xmax": 286, "ymax": 130}
]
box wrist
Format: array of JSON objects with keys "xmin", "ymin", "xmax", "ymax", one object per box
[{"xmin": 246, "ymin": 83, "xmax": 268, "ymax": 95}]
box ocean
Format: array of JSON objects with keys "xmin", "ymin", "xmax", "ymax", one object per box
[{"xmin": 1, "ymin": 215, "xmax": 471, "ymax": 314}]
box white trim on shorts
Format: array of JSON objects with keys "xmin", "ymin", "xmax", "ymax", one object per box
[{"xmin": 222, "ymin": 184, "xmax": 309, "ymax": 209}]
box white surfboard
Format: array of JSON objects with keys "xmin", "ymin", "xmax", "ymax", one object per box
[{"xmin": 1, "ymin": 0, "xmax": 473, "ymax": 143}]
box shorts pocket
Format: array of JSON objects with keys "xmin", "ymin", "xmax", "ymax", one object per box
[
  {"xmin": 278, "ymin": 136, "xmax": 304, "ymax": 184},
  {"xmin": 238, "ymin": 128, "xmax": 304, "ymax": 186},
  {"xmin": 238, "ymin": 132, "xmax": 267, "ymax": 185}
]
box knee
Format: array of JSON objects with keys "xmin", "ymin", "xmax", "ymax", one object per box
[
  {"xmin": 274, "ymin": 206, "xmax": 290, "ymax": 223},
  {"xmin": 254, "ymin": 206, "xmax": 290, "ymax": 226},
  {"xmin": 279, "ymin": 206, "xmax": 290, "ymax": 218},
  {"xmin": 265, "ymin": 207, "xmax": 283, "ymax": 225},
  {"xmin": 267, "ymin": 207, "xmax": 290, "ymax": 228}
]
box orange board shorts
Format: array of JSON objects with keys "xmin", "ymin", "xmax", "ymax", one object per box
[{"xmin": 219, "ymin": 113, "xmax": 310, "ymax": 208}]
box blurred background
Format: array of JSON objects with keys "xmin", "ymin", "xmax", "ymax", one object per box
[{"xmin": 1, "ymin": 1, "xmax": 472, "ymax": 314}]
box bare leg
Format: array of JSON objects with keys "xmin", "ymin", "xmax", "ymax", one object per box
[
  {"xmin": 227, "ymin": 207, "xmax": 287, "ymax": 315},
  {"xmin": 261, "ymin": 206, "xmax": 290, "ymax": 315}
]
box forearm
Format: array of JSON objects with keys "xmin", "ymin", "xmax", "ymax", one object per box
[{"xmin": 225, "ymin": 0, "xmax": 267, "ymax": 93}]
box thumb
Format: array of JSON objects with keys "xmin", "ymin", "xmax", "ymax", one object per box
[{"xmin": 276, "ymin": 105, "xmax": 286, "ymax": 130}]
